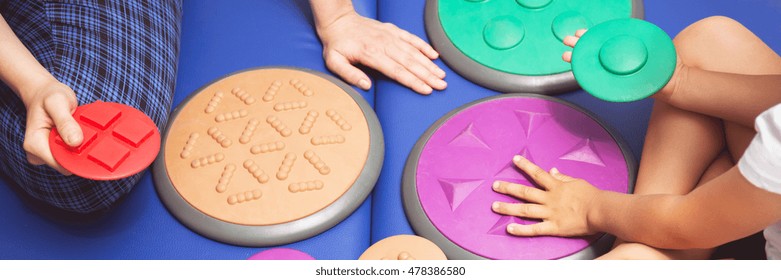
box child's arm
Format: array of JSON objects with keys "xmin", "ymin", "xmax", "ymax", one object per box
[
  {"xmin": 308, "ymin": 0, "xmax": 446, "ymax": 95},
  {"xmin": 491, "ymin": 155, "xmax": 781, "ymax": 249},
  {"xmin": 564, "ymin": 31, "xmax": 781, "ymax": 128}
]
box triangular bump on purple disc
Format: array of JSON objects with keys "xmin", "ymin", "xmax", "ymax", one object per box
[
  {"xmin": 448, "ymin": 122, "xmax": 491, "ymax": 149},
  {"xmin": 487, "ymin": 215, "xmax": 525, "ymax": 236},
  {"xmin": 519, "ymin": 147, "xmax": 534, "ymax": 162},
  {"xmin": 559, "ymin": 138, "xmax": 606, "ymax": 167},
  {"xmin": 493, "ymin": 161, "xmax": 519, "ymax": 178},
  {"xmin": 438, "ymin": 178, "xmax": 485, "ymax": 211},
  {"xmin": 514, "ymin": 110, "xmax": 552, "ymax": 138},
  {"xmin": 493, "ymin": 147, "xmax": 535, "ymax": 179}
]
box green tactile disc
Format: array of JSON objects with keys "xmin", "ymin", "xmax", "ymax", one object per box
[
  {"xmin": 571, "ymin": 18, "xmax": 676, "ymax": 102},
  {"xmin": 438, "ymin": 0, "xmax": 633, "ymax": 76}
]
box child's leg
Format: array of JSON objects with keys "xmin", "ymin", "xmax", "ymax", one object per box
[
  {"xmin": 597, "ymin": 100, "xmax": 724, "ymax": 259},
  {"xmin": 598, "ymin": 152, "xmax": 733, "ymax": 259},
  {"xmin": 600, "ymin": 16, "xmax": 781, "ymax": 259},
  {"xmin": 673, "ymin": 16, "xmax": 781, "ymax": 160}
]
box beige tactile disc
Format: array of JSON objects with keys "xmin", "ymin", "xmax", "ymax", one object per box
[
  {"xmin": 163, "ymin": 68, "xmax": 370, "ymax": 226},
  {"xmin": 359, "ymin": 235, "xmax": 447, "ymax": 260}
]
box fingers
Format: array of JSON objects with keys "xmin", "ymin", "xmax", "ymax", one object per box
[
  {"xmin": 44, "ymin": 93, "xmax": 82, "ymax": 147},
  {"xmin": 512, "ymin": 155, "xmax": 559, "ymax": 189},
  {"xmin": 550, "ymin": 167, "xmax": 577, "ymax": 182},
  {"xmin": 23, "ymin": 126, "xmax": 72, "ymax": 175},
  {"xmin": 506, "ymin": 221, "xmax": 558, "ymax": 237},
  {"xmin": 399, "ymin": 29, "xmax": 440, "ymax": 61},
  {"xmin": 492, "ymin": 201, "xmax": 549, "ymax": 219},
  {"xmin": 492, "ymin": 181, "xmax": 546, "ymax": 203},
  {"xmin": 562, "ymin": 51, "xmax": 572, "ymax": 63},
  {"xmin": 359, "ymin": 49, "xmax": 434, "ymax": 95},
  {"xmin": 390, "ymin": 43, "xmax": 447, "ymax": 90},
  {"xmin": 562, "ymin": 29, "xmax": 587, "ymax": 62},
  {"xmin": 325, "ymin": 51, "xmax": 372, "ymax": 90},
  {"xmin": 563, "ymin": 35, "xmax": 580, "ymax": 48},
  {"xmin": 26, "ymin": 152, "xmax": 45, "ymax": 166}
]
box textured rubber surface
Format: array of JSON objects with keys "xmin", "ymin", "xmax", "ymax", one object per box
[
  {"xmin": 403, "ymin": 94, "xmax": 635, "ymax": 259},
  {"xmin": 572, "ymin": 18, "xmax": 676, "ymax": 102},
  {"xmin": 358, "ymin": 235, "xmax": 447, "ymax": 260},
  {"xmin": 248, "ymin": 248, "xmax": 316, "ymax": 260},
  {"xmin": 50, "ymin": 101, "xmax": 161, "ymax": 180},
  {"xmin": 154, "ymin": 67, "xmax": 384, "ymax": 247},
  {"xmin": 439, "ymin": 0, "xmax": 633, "ymax": 75},
  {"xmin": 426, "ymin": 0, "xmax": 644, "ymax": 94}
]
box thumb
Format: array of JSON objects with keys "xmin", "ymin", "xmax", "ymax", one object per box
[{"xmin": 44, "ymin": 94, "xmax": 83, "ymax": 147}]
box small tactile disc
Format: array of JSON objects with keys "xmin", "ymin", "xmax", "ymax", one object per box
[
  {"xmin": 359, "ymin": 235, "xmax": 447, "ymax": 260},
  {"xmin": 153, "ymin": 67, "xmax": 383, "ymax": 246},
  {"xmin": 425, "ymin": 0, "xmax": 644, "ymax": 93},
  {"xmin": 403, "ymin": 94, "xmax": 635, "ymax": 259},
  {"xmin": 572, "ymin": 18, "xmax": 676, "ymax": 102},
  {"xmin": 49, "ymin": 101, "xmax": 161, "ymax": 180},
  {"xmin": 248, "ymin": 248, "xmax": 315, "ymax": 260}
]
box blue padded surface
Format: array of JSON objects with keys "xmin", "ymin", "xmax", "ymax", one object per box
[
  {"xmin": 0, "ymin": 0, "xmax": 377, "ymax": 260},
  {"xmin": 372, "ymin": 0, "xmax": 781, "ymax": 242}
]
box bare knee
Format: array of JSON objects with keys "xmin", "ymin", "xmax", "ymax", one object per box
[
  {"xmin": 673, "ymin": 16, "xmax": 750, "ymax": 66},
  {"xmin": 675, "ymin": 16, "xmax": 745, "ymax": 43}
]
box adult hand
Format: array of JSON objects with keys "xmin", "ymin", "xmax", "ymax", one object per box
[
  {"xmin": 491, "ymin": 155, "xmax": 600, "ymax": 237},
  {"xmin": 20, "ymin": 78, "xmax": 82, "ymax": 175},
  {"xmin": 315, "ymin": 11, "xmax": 447, "ymax": 95},
  {"xmin": 561, "ymin": 29, "xmax": 687, "ymax": 102}
]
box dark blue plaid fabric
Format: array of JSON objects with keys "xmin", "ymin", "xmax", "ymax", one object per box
[{"xmin": 0, "ymin": 0, "xmax": 182, "ymax": 213}]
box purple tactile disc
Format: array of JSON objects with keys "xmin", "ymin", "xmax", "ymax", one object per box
[
  {"xmin": 403, "ymin": 94, "xmax": 635, "ymax": 260},
  {"xmin": 247, "ymin": 248, "xmax": 315, "ymax": 260}
]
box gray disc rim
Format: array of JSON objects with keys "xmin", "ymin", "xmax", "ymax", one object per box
[
  {"xmin": 424, "ymin": 0, "xmax": 645, "ymax": 94},
  {"xmin": 402, "ymin": 93, "xmax": 637, "ymax": 259},
  {"xmin": 153, "ymin": 66, "xmax": 384, "ymax": 247}
]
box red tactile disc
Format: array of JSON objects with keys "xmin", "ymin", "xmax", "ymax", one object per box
[{"xmin": 49, "ymin": 101, "xmax": 161, "ymax": 180}]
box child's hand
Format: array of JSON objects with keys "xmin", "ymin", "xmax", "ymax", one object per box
[
  {"xmin": 561, "ymin": 28, "xmax": 686, "ymax": 102},
  {"xmin": 561, "ymin": 29, "xmax": 587, "ymax": 63},
  {"xmin": 20, "ymin": 78, "xmax": 82, "ymax": 175},
  {"xmin": 491, "ymin": 155, "xmax": 600, "ymax": 237}
]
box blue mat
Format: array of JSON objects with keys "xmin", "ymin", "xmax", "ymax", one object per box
[{"xmin": 2, "ymin": 0, "xmax": 779, "ymax": 259}]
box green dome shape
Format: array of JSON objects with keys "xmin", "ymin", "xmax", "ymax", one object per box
[{"xmin": 572, "ymin": 18, "xmax": 676, "ymax": 102}]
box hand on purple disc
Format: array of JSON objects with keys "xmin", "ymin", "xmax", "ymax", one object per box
[{"xmin": 491, "ymin": 155, "xmax": 601, "ymax": 238}]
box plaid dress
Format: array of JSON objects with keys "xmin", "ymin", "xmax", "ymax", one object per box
[{"xmin": 0, "ymin": 0, "xmax": 182, "ymax": 214}]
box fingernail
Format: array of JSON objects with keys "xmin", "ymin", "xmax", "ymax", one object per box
[
  {"xmin": 551, "ymin": 167, "xmax": 559, "ymax": 175},
  {"xmin": 358, "ymin": 79, "xmax": 370, "ymax": 90},
  {"xmin": 513, "ymin": 155, "xmax": 522, "ymax": 162},
  {"xmin": 507, "ymin": 224, "xmax": 516, "ymax": 233},
  {"xmin": 436, "ymin": 80, "xmax": 447, "ymax": 89},
  {"xmin": 492, "ymin": 181, "xmax": 500, "ymax": 190},
  {"xmin": 492, "ymin": 202, "xmax": 499, "ymax": 210},
  {"xmin": 66, "ymin": 134, "xmax": 81, "ymax": 146}
]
